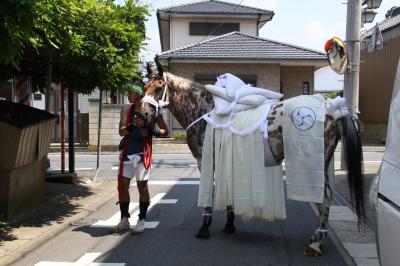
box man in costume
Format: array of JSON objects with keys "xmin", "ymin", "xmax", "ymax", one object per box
[{"xmin": 111, "ymin": 78, "xmax": 168, "ymax": 234}]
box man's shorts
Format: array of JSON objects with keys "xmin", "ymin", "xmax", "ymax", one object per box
[{"xmin": 120, "ymin": 161, "xmax": 150, "ymax": 181}]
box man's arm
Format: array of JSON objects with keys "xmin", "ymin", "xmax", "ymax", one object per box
[
  {"xmin": 120, "ymin": 105, "xmax": 146, "ymax": 136},
  {"xmin": 119, "ymin": 105, "xmax": 129, "ymax": 136}
]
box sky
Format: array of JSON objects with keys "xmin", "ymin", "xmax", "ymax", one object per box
[{"xmin": 117, "ymin": 0, "xmax": 399, "ymax": 91}]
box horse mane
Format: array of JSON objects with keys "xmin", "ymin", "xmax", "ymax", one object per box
[{"xmin": 165, "ymin": 72, "xmax": 209, "ymax": 93}]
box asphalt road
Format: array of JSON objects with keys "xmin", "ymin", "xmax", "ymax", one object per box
[
  {"xmin": 47, "ymin": 150, "xmax": 383, "ymax": 228},
  {"xmin": 14, "ymin": 154, "xmax": 353, "ymax": 265}
]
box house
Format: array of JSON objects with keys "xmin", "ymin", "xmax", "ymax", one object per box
[
  {"xmin": 156, "ymin": 0, "xmax": 328, "ymax": 133},
  {"xmin": 360, "ymin": 6, "xmax": 400, "ymax": 141}
]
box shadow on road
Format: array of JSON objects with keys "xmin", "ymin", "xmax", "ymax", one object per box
[{"xmin": 0, "ymin": 179, "xmax": 93, "ymax": 246}]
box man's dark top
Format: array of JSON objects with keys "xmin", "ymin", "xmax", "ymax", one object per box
[{"xmin": 121, "ymin": 112, "xmax": 144, "ymax": 162}]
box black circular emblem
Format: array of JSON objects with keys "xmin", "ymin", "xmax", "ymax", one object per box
[{"xmin": 291, "ymin": 107, "xmax": 316, "ymax": 131}]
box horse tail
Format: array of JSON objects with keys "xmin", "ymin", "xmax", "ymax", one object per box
[{"xmin": 339, "ymin": 116, "xmax": 366, "ymax": 224}]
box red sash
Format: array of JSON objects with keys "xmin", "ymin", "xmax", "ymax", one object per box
[{"xmin": 118, "ymin": 106, "xmax": 153, "ymax": 201}]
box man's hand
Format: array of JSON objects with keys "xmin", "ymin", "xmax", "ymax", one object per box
[
  {"xmin": 133, "ymin": 117, "xmax": 145, "ymax": 128},
  {"xmin": 139, "ymin": 127, "xmax": 149, "ymax": 137}
]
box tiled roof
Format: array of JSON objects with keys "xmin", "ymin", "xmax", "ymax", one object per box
[
  {"xmin": 158, "ymin": 0, "xmax": 273, "ymax": 16},
  {"xmin": 158, "ymin": 32, "xmax": 326, "ymax": 60},
  {"xmin": 361, "ymin": 14, "xmax": 400, "ymax": 39}
]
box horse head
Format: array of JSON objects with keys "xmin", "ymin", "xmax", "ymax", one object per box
[
  {"xmin": 144, "ymin": 59, "xmax": 167, "ymax": 104},
  {"xmin": 133, "ymin": 60, "xmax": 168, "ymax": 128}
]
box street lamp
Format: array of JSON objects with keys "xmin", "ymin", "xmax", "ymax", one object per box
[
  {"xmin": 362, "ymin": 8, "xmax": 377, "ymax": 24},
  {"xmin": 362, "ymin": 0, "xmax": 382, "ymax": 9}
]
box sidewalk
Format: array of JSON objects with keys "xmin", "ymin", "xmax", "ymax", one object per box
[
  {"xmin": 49, "ymin": 140, "xmax": 191, "ymax": 154},
  {"xmin": 0, "ymin": 177, "xmax": 118, "ymax": 266},
  {"xmin": 316, "ymin": 142, "xmax": 382, "ymax": 266}
]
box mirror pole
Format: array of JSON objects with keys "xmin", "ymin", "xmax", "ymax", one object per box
[
  {"xmin": 342, "ymin": 0, "xmax": 362, "ymax": 170},
  {"xmin": 344, "ymin": 0, "xmax": 362, "ymax": 118}
]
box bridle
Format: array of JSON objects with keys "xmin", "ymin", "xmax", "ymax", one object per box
[
  {"xmin": 142, "ymin": 72, "xmax": 169, "ymax": 111},
  {"xmin": 158, "ymin": 72, "xmax": 169, "ymax": 107}
]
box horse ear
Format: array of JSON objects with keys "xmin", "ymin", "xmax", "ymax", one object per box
[
  {"xmin": 146, "ymin": 62, "xmax": 152, "ymax": 79},
  {"xmin": 155, "ymin": 56, "xmax": 164, "ymax": 78}
]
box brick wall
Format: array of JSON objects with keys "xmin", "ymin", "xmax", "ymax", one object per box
[
  {"xmin": 280, "ymin": 66, "xmax": 314, "ymax": 99},
  {"xmin": 170, "ymin": 62, "xmax": 281, "ymax": 92}
]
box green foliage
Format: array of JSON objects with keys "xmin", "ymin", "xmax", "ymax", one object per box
[
  {"xmin": 325, "ymin": 91, "xmax": 343, "ymax": 99},
  {"xmin": 173, "ymin": 132, "xmax": 187, "ymax": 142},
  {"xmin": 0, "ymin": 0, "xmax": 149, "ymax": 93},
  {"xmin": 0, "ymin": 0, "xmax": 37, "ymax": 68}
]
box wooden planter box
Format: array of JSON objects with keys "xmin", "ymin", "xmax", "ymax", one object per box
[{"xmin": 0, "ymin": 101, "xmax": 56, "ymax": 218}]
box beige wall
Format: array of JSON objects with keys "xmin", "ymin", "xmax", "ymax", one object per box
[
  {"xmin": 280, "ymin": 66, "xmax": 314, "ymax": 99},
  {"xmin": 170, "ymin": 17, "xmax": 258, "ymax": 49},
  {"xmin": 359, "ymin": 37, "xmax": 400, "ymax": 124},
  {"xmin": 170, "ymin": 62, "xmax": 281, "ymax": 92},
  {"xmin": 89, "ymin": 100, "xmax": 122, "ymax": 149}
]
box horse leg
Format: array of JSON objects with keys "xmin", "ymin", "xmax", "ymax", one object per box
[
  {"xmin": 196, "ymin": 207, "xmax": 212, "ymax": 239},
  {"xmin": 304, "ymin": 160, "xmax": 334, "ymax": 256},
  {"xmin": 223, "ymin": 205, "xmax": 236, "ymax": 234}
]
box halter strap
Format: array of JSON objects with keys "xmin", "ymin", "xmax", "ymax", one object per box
[{"xmin": 158, "ymin": 72, "xmax": 169, "ymax": 107}]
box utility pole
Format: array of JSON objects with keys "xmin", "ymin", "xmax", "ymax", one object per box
[
  {"xmin": 344, "ymin": 0, "xmax": 362, "ymax": 117},
  {"xmin": 341, "ymin": 0, "xmax": 362, "ymax": 169}
]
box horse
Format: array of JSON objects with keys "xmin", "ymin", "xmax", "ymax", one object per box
[{"xmin": 142, "ymin": 62, "xmax": 365, "ymax": 257}]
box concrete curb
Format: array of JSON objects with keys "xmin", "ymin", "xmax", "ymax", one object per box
[
  {"xmin": 49, "ymin": 143, "xmax": 192, "ymax": 155},
  {"xmin": 0, "ymin": 180, "xmax": 118, "ymax": 266},
  {"xmin": 48, "ymin": 143, "xmax": 384, "ymax": 155}
]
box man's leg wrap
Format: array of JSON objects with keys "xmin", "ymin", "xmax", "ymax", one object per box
[
  {"xmin": 120, "ymin": 201, "xmax": 130, "ymax": 219},
  {"xmin": 138, "ymin": 201, "xmax": 150, "ymax": 220}
]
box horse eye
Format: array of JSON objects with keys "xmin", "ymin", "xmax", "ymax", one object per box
[{"xmin": 156, "ymin": 87, "xmax": 162, "ymax": 92}]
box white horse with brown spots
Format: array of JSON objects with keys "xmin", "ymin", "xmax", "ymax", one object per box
[{"xmin": 143, "ymin": 62, "xmax": 365, "ymax": 257}]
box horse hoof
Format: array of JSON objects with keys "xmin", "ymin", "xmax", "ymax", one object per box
[
  {"xmin": 304, "ymin": 245, "xmax": 322, "ymax": 257},
  {"xmin": 195, "ymin": 226, "xmax": 210, "ymax": 239},
  {"xmin": 223, "ymin": 223, "xmax": 236, "ymax": 234}
]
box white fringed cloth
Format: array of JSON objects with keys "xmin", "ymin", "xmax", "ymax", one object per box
[{"xmin": 198, "ymin": 105, "xmax": 287, "ymax": 220}]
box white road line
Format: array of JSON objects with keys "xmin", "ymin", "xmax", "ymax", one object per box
[
  {"xmin": 35, "ymin": 263, "xmax": 72, "ymax": 266},
  {"xmin": 334, "ymin": 161, "xmax": 381, "ymax": 164},
  {"xmin": 159, "ymin": 199, "xmax": 178, "ymax": 204},
  {"xmin": 35, "ymin": 252, "xmax": 125, "ymax": 266},
  {"xmin": 91, "ymin": 193, "xmax": 177, "ymax": 228},
  {"xmin": 145, "ymin": 180, "xmax": 200, "ymax": 186},
  {"xmin": 281, "ymin": 161, "xmax": 381, "ymax": 166},
  {"xmin": 92, "ymin": 203, "xmax": 139, "ymax": 227},
  {"xmin": 75, "ymin": 253, "xmax": 101, "ymax": 265},
  {"xmin": 52, "ymin": 168, "xmax": 93, "ymax": 171}
]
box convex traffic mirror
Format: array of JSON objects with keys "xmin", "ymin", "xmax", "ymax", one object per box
[{"xmin": 324, "ymin": 37, "xmax": 349, "ymax": 75}]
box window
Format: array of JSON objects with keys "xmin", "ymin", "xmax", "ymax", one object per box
[
  {"xmin": 33, "ymin": 93, "xmax": 42, "ymax": 101},
  {"xmin": 189, "ymin": 22, "xmax": 240, "ymax": 36},
  {"xmin": 303, "ymin": 82, "xmax": 310, "ymax": 95}
]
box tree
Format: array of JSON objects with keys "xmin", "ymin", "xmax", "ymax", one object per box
[
  {"xmin": 0, "ymin": 0, "xmax": 37, "ymax": 68},
  {"xmin": 0, "ymin": 0, "xmax": 149, "ymax": 93}
]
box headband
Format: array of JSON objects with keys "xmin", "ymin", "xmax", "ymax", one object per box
[{"xmin": 126, "ymin": 83, "xmax": 144, "ymax": 95}]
